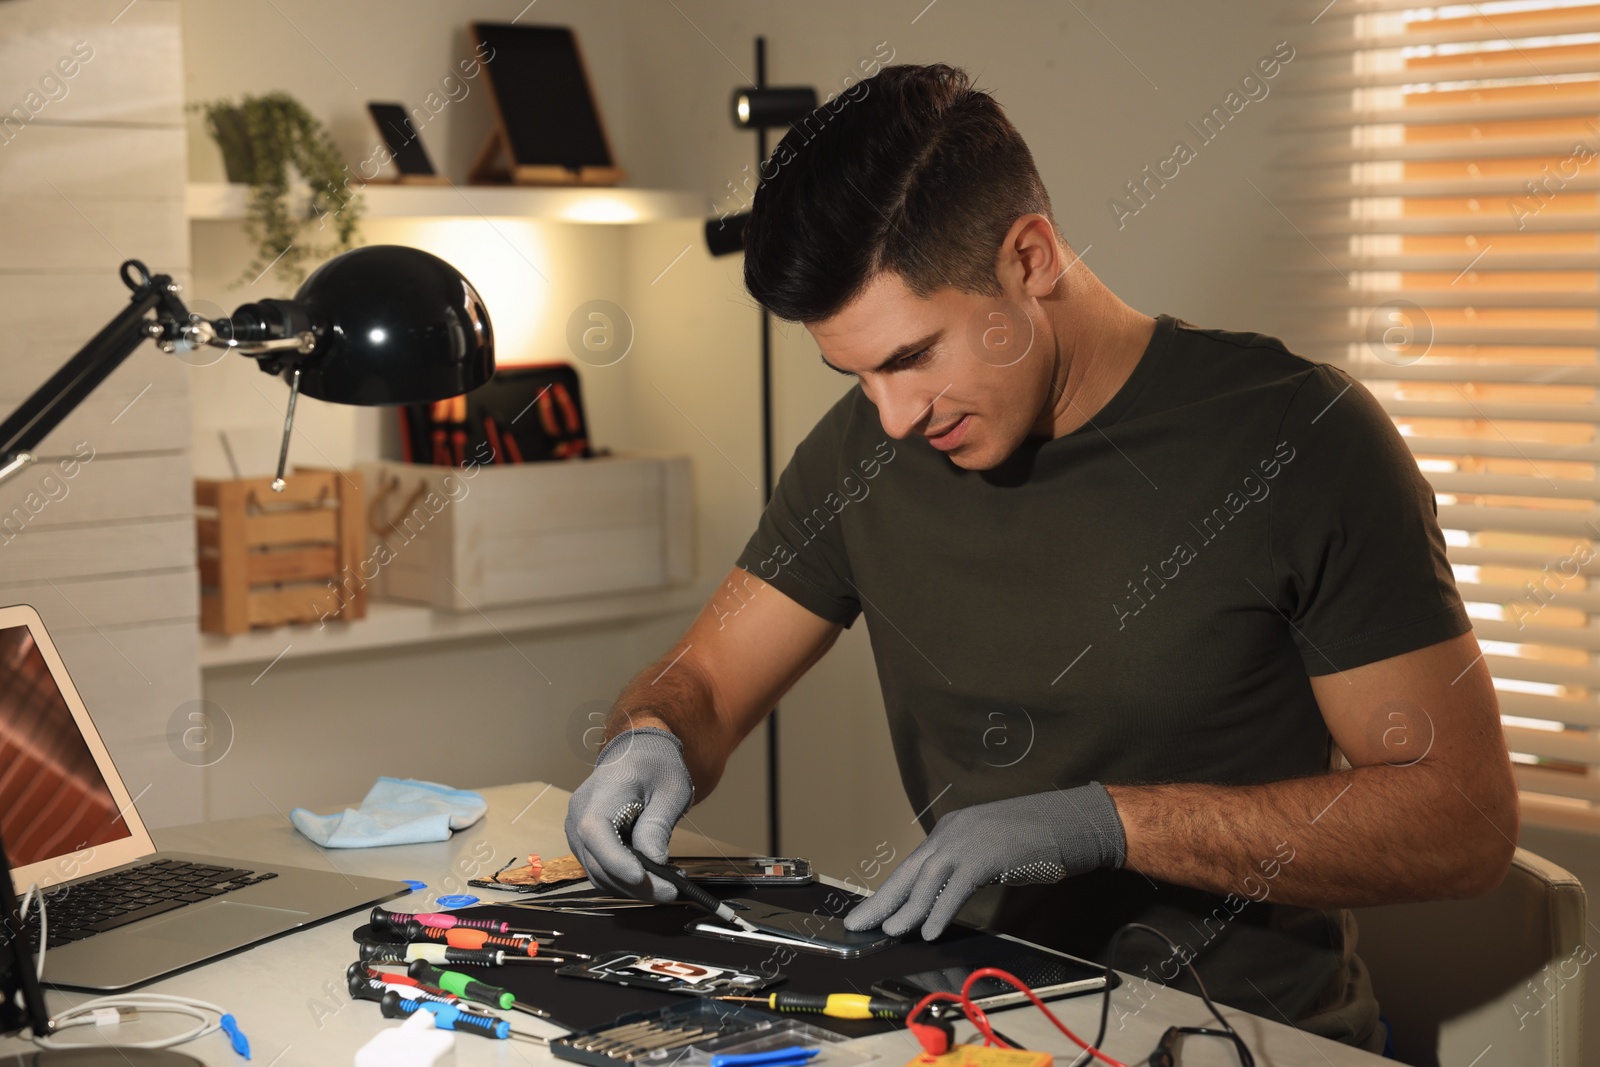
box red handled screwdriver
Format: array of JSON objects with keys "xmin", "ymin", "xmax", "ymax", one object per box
[
  {"xmin": 347, "ymin": 968, "xmax": 462, "ymax": 1010},
  {"xmin": 348, "ymin": 962, "xmax": 456, "ymax": 1003}
]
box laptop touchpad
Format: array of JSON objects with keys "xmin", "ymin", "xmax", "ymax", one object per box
[{"xmin": 128, "ymin": 901, "xmax": 310, "ymax": 946}]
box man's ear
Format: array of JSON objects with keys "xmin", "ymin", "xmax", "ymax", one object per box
[{"xmin": 997, "ymin": 213, "xmax": 1065, "ymax": 300}]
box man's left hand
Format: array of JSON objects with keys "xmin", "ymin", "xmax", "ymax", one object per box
[{"xmin": 843, "ymin": 782, "xmax": 1127, "ymax": 940}]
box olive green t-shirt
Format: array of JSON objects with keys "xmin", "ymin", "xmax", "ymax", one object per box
[{"xmin": 734, "ymin": 313, "xmax": 1472, "ymax": 1052}]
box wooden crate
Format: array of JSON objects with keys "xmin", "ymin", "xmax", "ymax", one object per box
[
  {"xmin": 357, "ymin": 452, "xmax": 692, "ymax": 612},
  {"xmin": 196, "ymin": 469, "xmax": 367, "ymax": 634}
]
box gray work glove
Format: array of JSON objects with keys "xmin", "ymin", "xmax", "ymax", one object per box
[
  {"xmin": 843, "ymin": 782, "xmax": 1127, "ymax": 940},
  {"xmin": 564, "ymin": 726, "xmax": 694, "ymax": 903}
]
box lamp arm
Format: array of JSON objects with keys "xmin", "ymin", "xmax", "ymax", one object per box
[{"xmin": 0, "ymin": 261, "xmax": 190, "ymax": 487}]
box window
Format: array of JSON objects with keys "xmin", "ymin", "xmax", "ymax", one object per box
[{"xmin": 1292, "ymin": 0, "xmax": 1600, "ymax": 828}]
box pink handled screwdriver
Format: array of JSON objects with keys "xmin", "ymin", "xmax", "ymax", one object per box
[{"xmin": 370, "ymin": 906, "xmax": 559, "ymax": 939}]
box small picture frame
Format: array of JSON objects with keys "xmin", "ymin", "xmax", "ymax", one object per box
[{"xmin": 365, "ymin": 102, "xmax": 447, "ymax": 184}]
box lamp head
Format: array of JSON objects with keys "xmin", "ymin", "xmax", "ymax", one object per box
[
  {"xmin": 729, "ymin": 86, "xmax": 818, "ymax": 130},
  {"xmin": 233, "ymin": 245, "xmax": 495, "ymax": 405},
  {"xmin": 704, "ymin": 212, "xmax": 750, "ymax": 258}
]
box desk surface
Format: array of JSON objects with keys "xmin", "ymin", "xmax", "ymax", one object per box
[{"xmin": 0, "ymin": 782, "xmax": 1388, "ymax": 1066}]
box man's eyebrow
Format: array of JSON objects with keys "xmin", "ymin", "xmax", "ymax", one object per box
[{"xmin": 818, "ymin": 329, "xmax": 943, "ymax": 376}]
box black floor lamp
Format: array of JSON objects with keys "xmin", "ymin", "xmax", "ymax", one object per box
[{"xmin": 703, "ymin": 38, "xmax": 816, "ymax": 857}]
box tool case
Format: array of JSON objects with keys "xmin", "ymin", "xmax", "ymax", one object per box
[{"xmin": 551, "ymin": 1000, "xmax": 870, "ymax": 1067}]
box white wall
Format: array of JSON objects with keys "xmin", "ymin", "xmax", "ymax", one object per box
[
  {"xmin": 0, "ymin": 0, "xmax": 201, "ymax": 827},
  {"xmin": 176, "ymin": 0, "xmax": 1293, "ymax": 876},
  {"xmin": 176, "ymin": 0, "xmax": 778, "ymax": 852}
]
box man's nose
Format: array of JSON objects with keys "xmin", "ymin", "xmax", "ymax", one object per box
[{"xmin": 872, "ymin": 383, "xmax": 928, "ymax": 440}]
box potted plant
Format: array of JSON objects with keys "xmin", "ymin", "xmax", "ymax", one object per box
[{"xmin": 191, "ymin": 92, "xmax": 364, "ymax": 290}]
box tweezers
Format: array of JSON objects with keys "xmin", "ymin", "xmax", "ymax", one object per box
[{"xmin": 500, "ymin": 894, "xmax": 658, "ymax": 914}]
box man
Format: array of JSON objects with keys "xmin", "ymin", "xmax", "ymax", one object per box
[{"xmin": 565, "ymin": 63, "xmax": 1517, "ymax": 1053}]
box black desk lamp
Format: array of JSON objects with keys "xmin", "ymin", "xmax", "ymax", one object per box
[
  {"xmin": 0, "ymin": 244, "xmax": 495, "ymax": 492},
  {"xmin": 704, "ymin": 37, "xmax": 816, "ymax": 856}
]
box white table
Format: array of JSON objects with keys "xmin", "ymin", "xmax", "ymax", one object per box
[{"xmin": 1, "ymin": 782, "xmax": 1388, "ymax": 1066}]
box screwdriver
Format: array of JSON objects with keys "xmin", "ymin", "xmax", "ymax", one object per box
[
  {"xmin": 359, "ymin": 940, "xmax": 575, "ymax": 967},
  {"xmin": 378, "ymin": 989, "xmax": 547, "ymax": 1043},
  {"xmin": 399, "ymin": 918, "xmax": 553, "ymax": 946},
  {"xmin": 715, "ymin": 993, "xmax": 911, "ymax": 1020},
  {"xmin": 400, "ymin": 921, "xmax": 569, "ymax": 956},
  {"xmin": 347, "ymin": 968, "xmax": 462, "ymax": 1010},
  {"xmin": 407, "ymin": 960, "xmax": 555, "ymax": 1020},
  {"xmin": 349, "ymin": 962, "xmax": 458, "ymax": 1003},
  {"xmin": 371, "ymin": 906, "xmax": 559, "ymax": 938},
  {"xmin": 629, "ymin": 847, "xmax": 760, "ymax": 932}
]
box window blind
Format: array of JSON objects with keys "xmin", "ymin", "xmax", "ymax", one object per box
[{"xmin": 1283, "ymin": 0, "xmax": 1600, "ymax": 830}]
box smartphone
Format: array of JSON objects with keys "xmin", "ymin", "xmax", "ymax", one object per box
[
  {"xmin": 672, "ymin": 857, "xmax": 814, "ymax": 886},
  {"xmin": 871, "ymin": 951, "xmax": 1117, "ymax": 1008},
  {"xmin": 688, "ymin": 898, "xmax": 900, "ymax": 958}
]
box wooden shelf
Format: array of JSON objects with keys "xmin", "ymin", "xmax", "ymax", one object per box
[
  {"xmin": 186, "ymin": 182, "xmax": 705, "ymax": 224},
  {"xmin": 198, "ymin": 584, "xmax": 706, "ymax": 670}
]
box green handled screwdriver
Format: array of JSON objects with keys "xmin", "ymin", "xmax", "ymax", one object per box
[{"xmin": 407, "ymin": 959, "xmax": 554, "ymax": 1019}]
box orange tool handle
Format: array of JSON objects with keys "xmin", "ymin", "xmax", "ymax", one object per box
[{"xmin": 404, "ymin": 922, "xmax": 537, "ymax": 955}]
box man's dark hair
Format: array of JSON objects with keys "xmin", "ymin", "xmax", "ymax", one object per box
[{"xmin": 743, "ymin": 63, "xmax": 1056, "ymax": 324}]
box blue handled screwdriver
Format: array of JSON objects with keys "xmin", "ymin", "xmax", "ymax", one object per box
[{"xmin": 377, "ymin": 990, "xmax": 547, "ymax": 1044}]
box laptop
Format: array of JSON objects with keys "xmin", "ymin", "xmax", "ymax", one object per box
[{"xmin": 0, "ymin": 603, "xmax": 409, "ymax": 992}]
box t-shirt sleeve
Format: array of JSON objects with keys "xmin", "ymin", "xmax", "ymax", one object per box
[
  {"xmin": 734, "ymin": 392, "xmax": 864, "ymax": 627},
  {"xmin": 1269, "ymin": 362, "xmax": 1473, "ymax": 676}
]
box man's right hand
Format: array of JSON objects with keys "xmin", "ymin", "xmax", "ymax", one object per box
[{"xmin": 564, "ymin": 726, "xmax": 694, "ymax": 902}]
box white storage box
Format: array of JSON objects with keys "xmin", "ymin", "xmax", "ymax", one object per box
[{"xmin": 357, "ymin": 452, "xmax": 693, "ymax": 612}]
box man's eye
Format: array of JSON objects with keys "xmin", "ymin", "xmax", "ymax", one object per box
[{"xmin": 894, "ymin": 349, "xmax": 929, "ymax": 370}]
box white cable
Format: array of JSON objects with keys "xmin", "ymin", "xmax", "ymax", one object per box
[
  {"xmin": 34, "ymin": 993, "xmax": 231, "ymax": 1052},
  {"xmin": 17, "ymin": 888, "xmax": 236, "ymax": 1053}
]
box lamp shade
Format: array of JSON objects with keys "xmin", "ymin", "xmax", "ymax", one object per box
[
  {"xmin": 704, "ymin": 211, "xmax": 749, "ymax": 257},
  {"xmin": 731, "ymin": 86, "xmax": 818, "ymax": 129},
  {"xmin": 287, "ymin": 245, "xmax": 494, "ymax": 405}
]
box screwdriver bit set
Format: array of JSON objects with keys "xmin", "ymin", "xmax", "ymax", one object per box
[
  {"xmin": 551, "ymin": 1000, "xmax": 780, "ymax": 1066},
  {"xmin": 552, "ymin": 1000, "xmax": 878, "ymax": 1067}
]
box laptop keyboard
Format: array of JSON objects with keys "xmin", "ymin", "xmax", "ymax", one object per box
[{"xmin": 21, "ymin": 858, "xmax": 280, "ymax": 951}]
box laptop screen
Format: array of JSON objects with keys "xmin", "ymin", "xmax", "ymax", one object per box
[{"xmin": 0, "ymin": 624, "xmax": 131, "ymax": 868}]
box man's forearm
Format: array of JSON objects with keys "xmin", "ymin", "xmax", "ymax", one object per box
[
  {"xmin": 1106, "ymin": 761, "xmax": 1516, "ymax": 908},
  {"xmin": 604, "ymin": 647, "xmax": 736, "ymax": 803}
]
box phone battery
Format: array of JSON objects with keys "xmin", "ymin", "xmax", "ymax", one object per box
[{"xmin": 556, "ymin": 950, "xmax": 782, "ymax": 995}]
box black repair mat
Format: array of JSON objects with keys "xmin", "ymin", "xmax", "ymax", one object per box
[{"xmin": 352, "ymin": 884, "xmax": 1108, "ymax": 1037}]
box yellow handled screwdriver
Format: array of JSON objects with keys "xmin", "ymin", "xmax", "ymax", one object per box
[{"xmin": 715, "ymin": 993, "xmax": 909, "ymax": 1020}]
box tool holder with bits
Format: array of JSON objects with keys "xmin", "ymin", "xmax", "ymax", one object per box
[{"xmin": 551, "ymin": 1001, "xmax": 782, "ymax": 1066}]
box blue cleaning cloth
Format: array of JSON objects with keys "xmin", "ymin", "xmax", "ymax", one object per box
[{"xmin": 290, "ymin": 777, "xmax": 487, "ymax": 848}]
